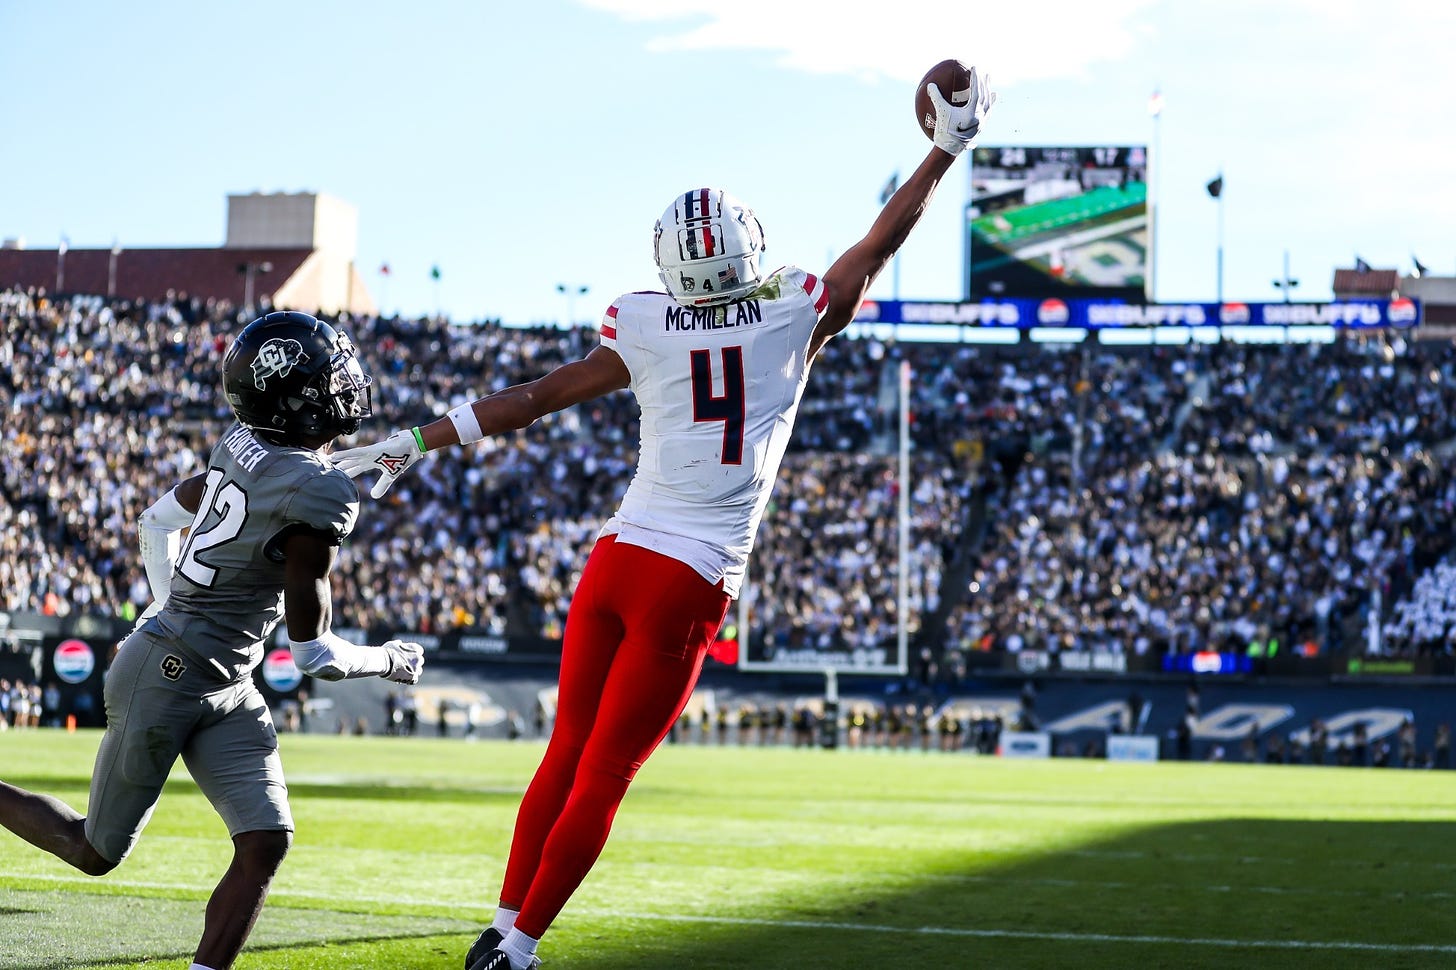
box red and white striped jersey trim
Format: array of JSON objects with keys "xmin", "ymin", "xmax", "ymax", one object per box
[
  {"xmin": 600, "ymin": 303, "xmax": 619, "ymax": 343},
  {"xmin": 800, "ymin": 272, "xmax": 830, "ymax": 317}
]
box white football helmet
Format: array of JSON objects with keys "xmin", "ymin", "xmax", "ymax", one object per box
[{"xmin": 654, "ymin": 188, "xmax": 766, "ymax": 307}]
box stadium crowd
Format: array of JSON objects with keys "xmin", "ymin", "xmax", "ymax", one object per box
[
  {"xmin": 930, "ymin": 340, "xmax": 1456, "ymax": 661},
  {"xmin": 5, "ymin": 286, "xmax": 1456, "ymax": 664}
]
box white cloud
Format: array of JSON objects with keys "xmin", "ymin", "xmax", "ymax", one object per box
[
  {"xmin": 581, "ymin": 0, "xmax": 1158, "ymax": 84},
  {"xmin": 583, "ymin": 0, "xmax": 1456, "ymax": 296}
]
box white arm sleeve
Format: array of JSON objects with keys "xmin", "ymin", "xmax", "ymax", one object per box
[
  {"xmin": 138, "ymin": 488, "xmax": 196, "ymax": 604},
  {"xmin": 289, "ymin": 631, "xmax": 390, "ymax": 682}
]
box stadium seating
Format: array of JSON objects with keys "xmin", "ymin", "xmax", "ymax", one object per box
[{"xmin": 5, "ymin": 287, "xmax": 1455, "ymax": 663}]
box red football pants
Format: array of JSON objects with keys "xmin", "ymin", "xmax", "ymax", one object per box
[{"xmin": 502, "ymin": 534, "xmax": 730, "ymax": 938}]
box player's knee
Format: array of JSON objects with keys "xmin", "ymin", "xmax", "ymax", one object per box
[{"xmin": 236, "ymin": 828, "xmax": 292, "ymax": 874}]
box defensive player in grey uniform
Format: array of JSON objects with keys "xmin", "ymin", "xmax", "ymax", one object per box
[{"xmin": 0, "ymin": 311, "xmax": 424, "ymax": 970}]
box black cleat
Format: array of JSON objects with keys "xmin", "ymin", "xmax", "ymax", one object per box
[
  {"xmin": 468, "ymin": 947, "xmax": 540, "ymax": 970},
  {"xmin": 465, "ymin": 928, "xmax": 503, "ymax": 969}
]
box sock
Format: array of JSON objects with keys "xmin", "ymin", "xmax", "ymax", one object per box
[
  {"xmin": 491, "ymin": 906, "xmax": 519, "ymax": 936},
  {"xmin": 190, "ymin": 964, "xmax": 218, "ymax": 970},
  {"xmin": 500, "ymin": 927, "xmax": 539, "ymax": 969}
]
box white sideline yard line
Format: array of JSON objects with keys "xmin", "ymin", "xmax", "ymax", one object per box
[
  {"xmin": 6, "ymin": 880, "xmax": 1453, "ymax": 954},
  {"xmin": 14, "ymin": 870, "xmax": 1455, "ymax": 908},
  {"xmin": 602, "ymin": 912, "xmax": 1456, "ymax": 955}
]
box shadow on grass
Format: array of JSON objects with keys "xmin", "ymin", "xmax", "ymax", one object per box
[
  {"xmin": 529, "ymin": 818, "xmax": 1456, "ymax": 970},
  {"xmin": 5, "ymin": 812, "xmax": 1453, "ymax": 969}
]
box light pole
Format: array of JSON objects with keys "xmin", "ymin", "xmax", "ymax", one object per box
[
  {"xmin": 1148, "ymin": 87, "xmax": 1164, "ymax": 302},
  {"xmin": 556, "ymin": 283, "xmax": 589, "ymax": 327},
  {"xmin": 1272, "ymin": 251, "xmax": 1299, "ymax": 303},
  {"xmin": 107, "ymin": 241, "xmax": 123, "ymax": 298},
  {"xmin": 55, "ymin": 236, "xmax": 69, "ymax": 294},
  {"xmin": 1206, "ymin": 173, "xmax": 1224, "ymax": 303},
  {"xmin": 237, "ymin": 260, "xmax": 274, "ymax": 314}
]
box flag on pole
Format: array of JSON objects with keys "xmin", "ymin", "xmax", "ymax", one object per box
[
  {"xmin": 1354, "ymin": 256, "xmax": 1372, "ymax": 273},
  {"xmin": 430, "ymin": 264, "xmax": 441, "ymax": 281},
  {"xmin": 879, "ymin": 172, "xmax": 899, "ymax": 206},
  {"xmin": 1412, "ymin": 254, "xmax": 1428, "ymax": 277},
  {"xmin": 1205, "ymin": 175, "xmax": 1223, "ymax": 198},
  {"xmin": 57, "ymin": 235, "xmax": 69, "ymax": 255},
  {"xmin": 1147, "ymin": 89, "xmax": 1165, "ymax": 118}
]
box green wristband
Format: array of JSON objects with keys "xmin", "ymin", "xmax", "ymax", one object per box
[{"xmin": 410, "ymin": 427, "xmax": 427, "ymax": 453}]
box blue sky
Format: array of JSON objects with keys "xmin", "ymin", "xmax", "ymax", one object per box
[{"xmin": 2, "ymin": 0, "xmax": 1449, "ymax": 324}]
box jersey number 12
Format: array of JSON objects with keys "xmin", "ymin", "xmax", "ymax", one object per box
[{"xmin": 178, "ymin": 469, "xmax": 249, "ymax": 587}]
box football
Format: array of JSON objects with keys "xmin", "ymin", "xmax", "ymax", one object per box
[{"xmin": 915, "ymin": 59, "xmax": 973, "ymax": 140}]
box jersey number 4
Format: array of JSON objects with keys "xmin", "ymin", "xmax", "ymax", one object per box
[
  {"xmin": 178, "ymin": 469, "xmax": 249, "ymax": 587},
  {"xmin": 690, "ymin": 347, "xmax": 745, "ymax": 465}
]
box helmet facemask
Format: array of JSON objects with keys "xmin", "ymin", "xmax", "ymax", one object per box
[{"xmin": 315, "ymin": 334, "xmax": 373, "ymax": 436}]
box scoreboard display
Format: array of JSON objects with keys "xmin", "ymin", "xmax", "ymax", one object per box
[{"xmin": 967, "ymin": 145, "xmax": 1149, "ymax": 301}]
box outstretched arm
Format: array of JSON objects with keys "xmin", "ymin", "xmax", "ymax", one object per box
[
  {"xmin": 419, "ymin": 344, "xmax": 630, "ymax": 449},
  {"xmin": 334, "ymin": 345, "xmax": 630, "ymax": 498},
  {"xmin": 812, "ymin": 148, "xmax": 957, "ymax": 358},
  {"xmin": 812, "ymin": 67, "xmax": 995, "ymax": 359}
]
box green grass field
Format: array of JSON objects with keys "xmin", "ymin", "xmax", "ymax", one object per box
[{"xmin": 2, "ymin": 731, "xmax": 1453, "ymax": 969}]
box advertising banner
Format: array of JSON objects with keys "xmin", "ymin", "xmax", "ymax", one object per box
[
  {"xmin": 999, "ymin": 731, "xmax": 1052, "ymax": 759},
  {"xmin": 853, "ymin": 298, "xmax": 1421, "ymax": 330},
  {"xmin": 1106, "ymin": 735, "xmax": 1160, "ymax": 762}
]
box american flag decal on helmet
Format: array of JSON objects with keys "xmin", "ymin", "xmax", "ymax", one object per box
[{"xmin": 682, "ymin": 224, "xmax": 717, "ymax": 260}]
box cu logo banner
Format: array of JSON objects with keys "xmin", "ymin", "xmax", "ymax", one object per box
[{"xmin": 160, "ymin": 654, "xmax": 187, "ymax": 681}]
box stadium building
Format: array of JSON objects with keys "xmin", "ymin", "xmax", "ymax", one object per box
[{"xmin": 0, "ymin": 191, "xmax": 375, "ymax": 315}]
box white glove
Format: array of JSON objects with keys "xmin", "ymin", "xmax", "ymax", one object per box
[
  {"xmin": 332, "ymin": 428, "xmax": 426, "ymax": 499},
  {"xmin": 928, "ymin": 66, "xmax": 996, "ymax": 157},
  {"xmin": 380, "ymin": 638, "xmax": 425, "ymax": 685}
]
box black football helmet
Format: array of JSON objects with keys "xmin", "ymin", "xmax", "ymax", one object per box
[{"xmin": 222, "ymin": 311, "xmax": 373, "ymax": 441}]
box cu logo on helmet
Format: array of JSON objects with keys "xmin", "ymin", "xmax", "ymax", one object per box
[{"xmin": 251, "ymin": 338, "xmax": 309, "ymax": 390}]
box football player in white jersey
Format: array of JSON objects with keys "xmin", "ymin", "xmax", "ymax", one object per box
[
  {"xmin": 0, "ymin": 312, "xmax": 424, "ymax": 970},
  {"xmin": 336, "ymin": 66, "xmax": 996, "ymax": 970}
]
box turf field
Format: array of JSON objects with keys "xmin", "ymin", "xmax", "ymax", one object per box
[{"xmin": 2, "ymin": 731, "xmax": 1453, "ymax": 969}]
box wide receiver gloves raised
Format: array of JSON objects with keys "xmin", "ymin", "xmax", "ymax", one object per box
[
  {"xmin": 929, "ymin": 66, "xmax": 996, "ymax": 157},
  {"xmin": 333, "ymin": 428, "xmax": 426, "ymax": 499}
]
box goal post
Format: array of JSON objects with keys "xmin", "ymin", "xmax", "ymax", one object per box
[{"xmin": 735, "ymin": 360, "xmax": 913, "ymax": 677}]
